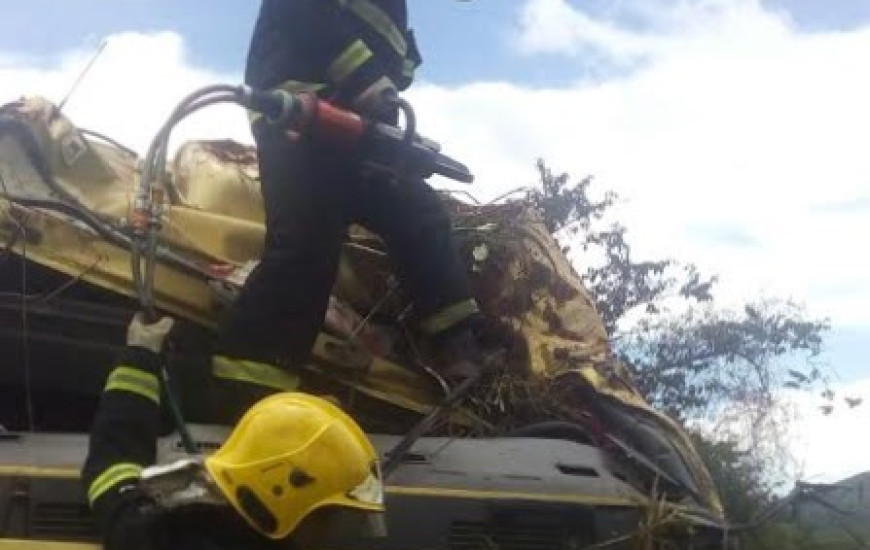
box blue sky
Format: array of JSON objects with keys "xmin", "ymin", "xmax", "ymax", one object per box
[
  {"xmin": 4, "ymin": 0, "xmax": 870, "ymax": 85},
  {"xmin": 0, "ymin": 1, "xmax": 559, "ymax": 84}
]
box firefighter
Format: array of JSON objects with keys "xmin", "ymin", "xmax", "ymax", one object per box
[
  {"xmin": 82, "ymin": 314, "xmax": 385, "ymax": 550},
  {"xmin": 217, "ymin": 0, "xmax": 494, "ymax": 394}
]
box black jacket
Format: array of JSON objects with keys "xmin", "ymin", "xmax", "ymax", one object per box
[
  {"xmin": 81, "ymin": 347, "xmax": 279, "ymax": 550},
  {"xmin": 245, "ymin": 0, "xmax": 422, "ymax": 108}
]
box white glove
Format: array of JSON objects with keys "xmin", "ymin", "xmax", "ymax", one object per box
[
  {"xmin": 127, "ymin": 313, "xmax": 175, "ymax": 354},
  {"xmin": 352, "ymin": 76, "xmax": 398, "ymax": 116}
]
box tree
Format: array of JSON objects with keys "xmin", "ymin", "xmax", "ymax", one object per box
[
  {"xmin": 523, "ymin": 160, "xmax": 830, "ymax": 415},
  {"xmin": 526, "ymin": 161, "xmax": 717, "ymax": 335},
  {"xmin": 623, "ymin": 300, "xmax": 827, "ymax": 425},
  {"xmin": 689, "ymin": 432, "xmax": 774, "ymax": 523},
  {"xmin": 521, "ymin": 159, "xmax": 836, "ymax": 519}
]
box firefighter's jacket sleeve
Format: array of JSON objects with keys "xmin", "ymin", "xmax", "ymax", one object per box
[
  {"xmin": 81, "ymin": 346, "xmax": 164, "ymax": 550},
  {"xmin": 245, "ymin": 0, "xmax": 422, "ymax": 110}
]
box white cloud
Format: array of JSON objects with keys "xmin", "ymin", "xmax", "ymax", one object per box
[
  {"xmin": 0, "ymin": 32, "xmax": 251, "ymax": 154},
  {"xmin": 514, "ymin": 0, "xmax": 794, "ymax": 63},
  {"xmin": 412, "ymin": 0, "xmax": 870, "ymax": 328},
  {"xmin": 515, "ymin": 0, "xmax": 662, "ymax": 62},
  {"xmin": 786, "ymin": 379, "xmax": 870, "ymax": 483}
]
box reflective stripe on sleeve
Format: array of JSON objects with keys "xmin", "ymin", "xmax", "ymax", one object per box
[
  {"xmin": 87, "ymin": 463, "xmax": 143, "ymax": 505},
  {"xmin": 328, "ymin": 39, "xmax": 374, "ymax": 83},
  {"xmin": 338, "ymin": 0, "xmax": 407, "ymax": 57},
  {"xmin": 104, "ymin": 366, "xmax": 160, "ymax": 405}
]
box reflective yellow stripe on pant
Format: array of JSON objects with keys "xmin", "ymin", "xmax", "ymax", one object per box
[
  {"xmin": 211, "ymin": 356, "xmax": 300, "ymax": 392},
  {"xmin": 421, "ymin": 299, "xmax": 480, "ymax": 335}
]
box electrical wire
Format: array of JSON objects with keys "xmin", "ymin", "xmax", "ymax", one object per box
[
  {"xmin": 18, "ymin": 216, "xmax": 33, "ymax": 432},
  {"xmin": 1, "ymin": 170, "xmax": 34, "ymax": 431},
  {"xmin": 0, "ymin": 256, "xmax": 101, "ymax": 304},
  {"xmin": 80, "ymin": 128, "xmax": 138, "ymax": 159}
]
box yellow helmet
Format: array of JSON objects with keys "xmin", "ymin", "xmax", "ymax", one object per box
[{"xmin": 205, "ymin": 393, "xmax": 384, "ymax": 539}]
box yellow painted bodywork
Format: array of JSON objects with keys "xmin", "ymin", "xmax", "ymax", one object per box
[{"xmin": 0, "ymin": 541, "xmax": 98, "ymax": 550}]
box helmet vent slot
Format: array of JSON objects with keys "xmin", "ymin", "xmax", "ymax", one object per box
[
  {"xmin": 236, "ymin": 486, "xmax": 277, "ymax": 535},
  {"xmin": 289, "ymin": 468, "xmax": 315, "ymax": 488}
]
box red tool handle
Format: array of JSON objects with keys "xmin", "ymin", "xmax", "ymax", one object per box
[{"xmin": 312, "ymin": 98, "xmax": 366, "ymax": 147}]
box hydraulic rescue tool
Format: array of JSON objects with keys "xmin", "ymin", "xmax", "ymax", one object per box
[
  {"xmin": 247, "ymin": 87, "xmax": 474, "ymax": 184},
  {"xmin": 132, "ymin": 84, "xmax": 472, "ymax": 319}
]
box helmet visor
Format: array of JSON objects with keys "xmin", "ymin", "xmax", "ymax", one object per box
[
  {"xmin": 346, "ymin": 460, "xmax": 384, "ymax": 507},
  {"xmin": 141, "ymin": 458, "xmax": 227, "ymax": 511}
]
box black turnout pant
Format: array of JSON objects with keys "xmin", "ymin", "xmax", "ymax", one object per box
[{"xmin": 220, "ymin": 122, "xmax": 472, "ymax": 365}]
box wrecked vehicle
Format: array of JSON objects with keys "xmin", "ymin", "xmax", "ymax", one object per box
[{"xmin": 0, "ymin": 90, "xmax": 725, "ymax": 548}]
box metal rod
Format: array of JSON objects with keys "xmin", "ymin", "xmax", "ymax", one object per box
[
  {"xmin": 58, "ymin": 40, "xmax": 108, "ymax": 111},
  {"xmin": 382, "ymin": 371, "xmax": 482, "ymax": 477}
]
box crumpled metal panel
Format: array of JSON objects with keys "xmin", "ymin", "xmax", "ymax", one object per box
[{"xmin": 173, "ymin": 140, "xmax": 263, "ymax": 223}]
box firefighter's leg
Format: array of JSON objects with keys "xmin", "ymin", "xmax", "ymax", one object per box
[
  {"xmin": 352, "ymin": 178, "xmax": 479, "ymax": 337},
  {"xmin": 219, "ymin": 123, "xmax": 348, "ymax": 370},
  {"xmin": 171, "ymin": 354, "xmax": 293, "ymax": 425}
]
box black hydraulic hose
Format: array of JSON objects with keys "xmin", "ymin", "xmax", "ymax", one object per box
[
  {"xmin": 138, "ymin": 86, "xmax": 242, "ymax": 217},
  {"xmin": 387, "ymin": 97, "xmax": 417, "ymax": 181},
  {"xmin": 395, "ymin": 97, "xmax": 417, "ymax": 146},
  {"xmin": 144, "ymin": 233, "xmax": 157, "ymax": 313},
  {"xmin": 2, "ymin": 200, "xmax": 199, "ymax": 456},
  {"xmin": 0, "ymin": 195, "xmax": 208, "ymax": 279},
  {"xmin": 130, "ymin": 245, "xmax": 145, "ymax": 313},
  {"xmin": 132, "ymin": 85, "xmax": 251, "ymax": 456},
  {"xmin": 2, "ymin": 195, "xmax": 129, "ymax": 247},
  {"xmin": 2, "ymin": 113, "xmax": 155, "ymax": 316},
  {"xmin": 0, "ymin": 116, "xmax": 87, "ymax": 209},
  {"xmin": 130, "ymin": 240, "xmax": 152, "ymax": 316},
  {"xmin": 2, "ymin": 97, "xmax": 233, "ymax": 455},
  {"xmin": 134, "ymin": 88, "xmax": 245, "ymax": 314},
  {"xmin": 0, "ymin": 114, "xmax": 210, "ymax": 284},
  {"xmin": 152, "ymin": 94, "xmax": 243, "ymax": 188},
  {"xmin": 80, "ymin": 128, "xmax": 138, "ymax": 158}
]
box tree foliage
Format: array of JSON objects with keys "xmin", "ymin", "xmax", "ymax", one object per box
[
  {"xmin": 522, "ymin": 159, "xmax": 831, "ymax": 424},
  {"xmin": 689, "ymin": 432, "xmax": 774, "ymax": 522},
  {"xmin": 521, "ymin": 159, "xmax": 840, "ymax": 517},
  {"xmin": 624, "ymin": 300, "xmax": 828, "ymax": 423},
  {"xmin": 526, "ymin": 160, "xmax": 717, "ymax": 335}
]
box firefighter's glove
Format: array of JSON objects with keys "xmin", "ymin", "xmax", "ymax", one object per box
[
  {"xmin": 354, "ymin": 80, "xmax": 399, "ymax": 121},
  {"xmin": 127, "ymin": 313, "xmax": 175, "ymax": 354}
]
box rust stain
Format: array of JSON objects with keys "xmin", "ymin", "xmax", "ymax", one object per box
[{"xmin": 200, "ymin": 140, "xmax": 258, "ymax": 165}]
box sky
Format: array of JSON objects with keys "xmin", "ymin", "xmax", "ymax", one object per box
[{"xmin": 1, "ymin": 0, "xmax": 868, "ymax": 483}]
